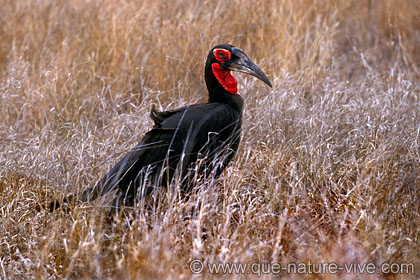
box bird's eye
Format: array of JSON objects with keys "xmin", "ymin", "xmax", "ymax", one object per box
[{"xmin": 213, "ymin": 48, "xmax": 231, "ymax": 62}]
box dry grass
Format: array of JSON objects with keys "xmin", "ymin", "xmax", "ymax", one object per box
[{"xmin": 1, "ymin": 0, "xmax": 419, "ymax": 279}]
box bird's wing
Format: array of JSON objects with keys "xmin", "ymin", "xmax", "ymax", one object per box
[
  {"xmin": 159, "ymin": 103, "xmax": 242, "ymax": 183},
  {"xmin": 80, "ymin": 103, "xmax": 241, "ymax": 201}
]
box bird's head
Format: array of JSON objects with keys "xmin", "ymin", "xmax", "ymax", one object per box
[{"xmin": 206, "ymin": 44, "xmax": 272, "ymax": 95}]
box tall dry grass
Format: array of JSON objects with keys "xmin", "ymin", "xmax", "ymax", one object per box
[{"xmin": 0, "ymin": 0, "xmax": 419, "ymax": 279}]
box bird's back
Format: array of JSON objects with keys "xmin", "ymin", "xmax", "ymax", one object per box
[{"xmin": 81, "ymin": 102, "xmax": 242, "ymax": 207}]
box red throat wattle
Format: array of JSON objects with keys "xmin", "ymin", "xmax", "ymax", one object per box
[{"xmin": 211, "ymin": 63, "xmax": 238, "ymax": 94}]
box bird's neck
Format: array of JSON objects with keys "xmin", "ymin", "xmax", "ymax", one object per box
[{"xmin": 205, "ymin": 62, "xmax": 244, "ymax": 113}]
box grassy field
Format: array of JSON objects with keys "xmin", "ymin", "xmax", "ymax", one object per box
[{"xmin": 1, "ymin": 0, "xmax": 419, "ymax": 279}]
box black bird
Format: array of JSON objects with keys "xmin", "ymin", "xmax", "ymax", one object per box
[{"xmin": 51, "ymin": 44, "xmax": 272, "ymax": 213}]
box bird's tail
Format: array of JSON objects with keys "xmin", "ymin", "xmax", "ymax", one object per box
[{"xmin": 49, "ymin": 183, "xmax": 101, "ymax": 212}]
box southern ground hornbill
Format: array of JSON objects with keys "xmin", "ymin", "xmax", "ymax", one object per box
[{"xmin": 51, "ymin": 44, "xmax": 272, "ymax": 214}]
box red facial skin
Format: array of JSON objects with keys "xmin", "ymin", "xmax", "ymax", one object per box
[{"xmin": 211, "ymin": 49, "xmax": 238, "ymax": 94}]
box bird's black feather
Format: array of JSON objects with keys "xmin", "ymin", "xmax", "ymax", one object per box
[{"xmin": 78, "ymin": 103, "xmax": 241, "ymax": 211}]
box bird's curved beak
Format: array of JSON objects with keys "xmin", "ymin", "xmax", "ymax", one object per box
[{"xmin": 224, "ymin": 47, "xmax": 272, "ymax": 88}]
